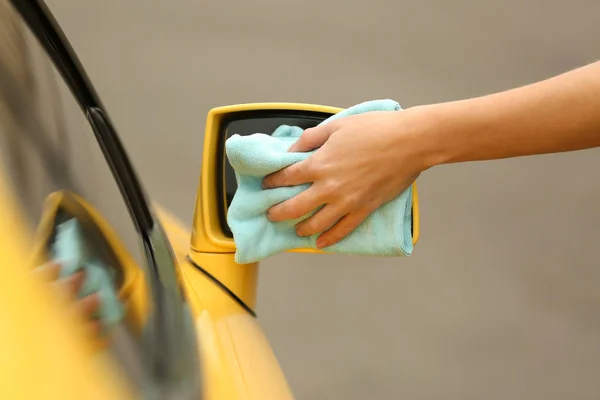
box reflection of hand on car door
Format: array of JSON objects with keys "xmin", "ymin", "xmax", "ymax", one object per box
[{"xmin": 32, "ymin": 262, "xmax": 101, "ymax": 336}]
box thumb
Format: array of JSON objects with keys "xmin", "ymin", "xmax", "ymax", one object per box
[{"xmin": 288, "ymin": 123, "xmax": 337, "ymax": 153}]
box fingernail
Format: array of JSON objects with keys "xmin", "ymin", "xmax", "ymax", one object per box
[
  {"xmin": 296, "ymin": 227, "xmax": 307, "ymax": 237},
  {"xmin": 288, "ymin": 144, "xmax": 296, "ymax": 152},
  {"xmin": 316, "ymin": 238, "xmax": 328, "ymax": 248}
]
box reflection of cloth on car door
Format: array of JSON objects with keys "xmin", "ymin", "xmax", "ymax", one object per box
[
  {"xmin": 225, "ymin": 99, "xmax": 413, "ymax": 264},
  {"xmin": 52, "ymin": 218, "xmax": 124, "ymax": 331}
]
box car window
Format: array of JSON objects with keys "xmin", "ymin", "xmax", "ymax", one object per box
[
  {"xmin": 0, "ymin": 0, "xmax": 149, "ymax": 384},
  {"xmin": 0, "ymin": 4, "xmax": 199, "ymax": 397},
  {"xmin": 0, "ymin": 15, "xmax": 143, "ymax": 266}
]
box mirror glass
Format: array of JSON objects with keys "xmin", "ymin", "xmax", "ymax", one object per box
[{"xmin": 219, "ymin": 111, "xmax": 332, "ymax": 237}]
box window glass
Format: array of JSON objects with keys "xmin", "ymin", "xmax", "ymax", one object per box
[
  {"xmin": 0, "ymin": 5, "xmax": 150, "ymax": 391},
  {"xmin": 0, "ymin": 10, "xmax": 143, "ymax": 265}
]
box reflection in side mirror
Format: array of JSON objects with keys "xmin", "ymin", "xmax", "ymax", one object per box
[{"xmin": 191, "ymin": 103, "xmax": 420, "ymax": 255}]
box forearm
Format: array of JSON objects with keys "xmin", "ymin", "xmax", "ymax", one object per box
[{"xmin": 420, "ymin": 61, "xmax": 600, "ymax": 168}]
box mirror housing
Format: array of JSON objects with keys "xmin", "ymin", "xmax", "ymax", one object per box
[{"xmin": 191, "ymin": 103, "xmax": 420, "ymax": 254}]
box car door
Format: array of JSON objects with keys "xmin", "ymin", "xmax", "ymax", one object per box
[{"xmin": 0, "ymin": 1, "xmax": 201, "ymax": 398}]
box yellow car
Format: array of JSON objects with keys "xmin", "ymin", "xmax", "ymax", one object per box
[{"xmin": 0, "ymin": 1, "xmax": 419, "ymax": 399}]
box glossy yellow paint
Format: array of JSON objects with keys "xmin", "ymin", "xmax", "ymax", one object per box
[
  {"xmin": 158, "ymin": 206, "xmax": 259, "ymax": 311},
  {"xmin": 156, "ymin": 205, "xmax": 294, "ymax": 400},
  {"xmin": 0, "ymin": 172, "xmax": 293, "ymax": 399},
  {"xmin": 0, "ymin": 172, "xmax": 134, "ymax": 400}
]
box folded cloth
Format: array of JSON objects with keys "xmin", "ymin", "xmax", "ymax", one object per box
[
  {"xmin": 51, "ymin": 218, "xmax": 125, "ymax": 331},
  {"xmin": 226, "ymin": 99, "xmax": 413, "ymax": 264}
]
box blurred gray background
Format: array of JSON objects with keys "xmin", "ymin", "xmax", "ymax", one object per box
[{"xmin": 49, "ymin": 1, "xmax": 600, "ymax": 399}]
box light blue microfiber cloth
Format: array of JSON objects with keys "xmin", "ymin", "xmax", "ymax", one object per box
[
  {"xmin": 225, "ymin": 99, "xmax": 413, "ymax": 264},
  {"xmin": 51, "ymin": 218, "xmax": 125, "ymax": 331}
]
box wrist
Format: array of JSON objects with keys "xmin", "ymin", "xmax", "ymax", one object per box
[
  {"xmin": 402, "ymin": 103, "xmax": 455, "ymax": 171},
  {"xmin": 408, "ymin": 99, "xmax": 484, "ymax": 170}
]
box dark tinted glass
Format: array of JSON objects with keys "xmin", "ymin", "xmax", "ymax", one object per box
[
  {"xmin": 220, "ymin": 112, "xmax": 330, "ymax": 237},
  {"xmin": 0, "ymin": 5, "xmax": 152, "ymax": 393},
  {"xmin": 0, "ymin": 10, "xmax": 142, "ymax": 264}
]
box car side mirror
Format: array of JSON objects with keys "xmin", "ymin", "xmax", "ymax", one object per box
[{"xmin": 191, "ymin": 103, "xmax": 420, "ymax": 254}]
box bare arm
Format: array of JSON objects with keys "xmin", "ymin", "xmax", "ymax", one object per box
[
  {"xmin": 263, "ymin": 61, "xmax": 600, "ymax": 247},
  {"xmin": 421, "ymin": 61, "xmax": 600, "ymax": 168}
]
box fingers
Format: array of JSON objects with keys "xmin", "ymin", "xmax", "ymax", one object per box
[
  {"xmin": 34, "ymin": 261, "xmax": 103, "ymax": 335},
  {"xmin": 267, "ymin": 188, "xmax": 322, "ymax": 222},
  {"xmin": 263, "ymin": 122, "xmax": 338, "ymax": 188},
  {"xmin": 76, "ymin": 292, "xmax": 101, "ymax": 320},
  {"xmin": 295, "ymin": 204, "xmax": 343, "ymax": 237},
  {"xmin": 32, "ymin": 261, "xmax": 61, "ymax": 281},
  {"xmin": 85, "ymin": 320, "xmax": 102, "ymax": 337},
  {"xmin": 262, "ymin": 158, "xmax": 313, "ymax": 189},
  {"xmin": 74, "ymin": 293, "xmax": 102, "ymax": 336},
  {"xmin": 33, "ymin": 262, "xmax": 85, "ymax": 300},
  {"xmin": 316, "ymin": 209, "xmax": 372, "ymax": 248},
  {"xmin": 55, "ymin": 270, "xmax": 86, "ymax": 299},
  {"xmin": 288, "ymin": 123, "xmax": 337, "ymax": 153}
]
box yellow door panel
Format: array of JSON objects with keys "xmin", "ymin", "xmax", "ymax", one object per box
[
  {"xmin": 181, "ymin": 262, "xmax": 294, "ymax": 400},
  {"xmin": 157, "ymin": 204, "xmax": 295, "ymax": 400}
]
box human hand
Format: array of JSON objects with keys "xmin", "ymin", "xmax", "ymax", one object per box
[
  {"xmin": 33, "ymin": 261, "xmax": 101, "ymax": 336},
  {"xmin": 262, "ymin": 107, "xmax": 433, "ymax": 248}
]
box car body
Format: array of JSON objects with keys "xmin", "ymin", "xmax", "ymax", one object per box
[{"xmin": 0, "ymin": 1, "xmax": 419, "ymax": 399}]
